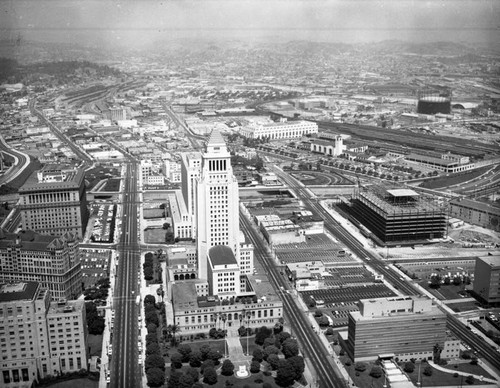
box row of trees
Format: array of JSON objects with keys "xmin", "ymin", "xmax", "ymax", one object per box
[
  {"xmin": 345, "ymin": 360, "xmax": 384, "ymax": 379},
  {"xmin": 428, "ymin": 273, "xmax": 471, "ymax": 289},
  {"xmin": 313, "ymin": 309, "xmax": 333, "ymax": 327},
  {"xmin": 143, "ymin": 252, "xmax": 162, "ymax": 283},
  {"xmin": 85, "ymin": 302, "xmax": 105, "ymax": 335},
  {"xmin": 143, "ymin": 295, "xmax": 165, "ymax": 387},
  {"xmin": 83, "ymin": 277, "xmax": 110, "ymax": 301}
]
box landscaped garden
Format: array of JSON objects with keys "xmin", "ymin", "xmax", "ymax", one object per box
[{"xmin": 159, "ymin": 323, "xmax": 306, "ymax": 388}]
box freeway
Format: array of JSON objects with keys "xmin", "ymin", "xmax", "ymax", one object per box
[
  {"xmin": 109, "ymin": 162, "xmax": 141, "ymax": 388},
  {"xmin": 269, "ymin": 166, "xmax": 500, "ymax": 371},
  {"xmin": 29, "ymin": 99, "xmax": 93, "ymax": 164},
  {"xmin": 0, "ymin": 135, "xmax": 30, "ymax": 185},
  {"xmin": 239, "ymin": 210, "xmax": 346, "ymax": 388}
]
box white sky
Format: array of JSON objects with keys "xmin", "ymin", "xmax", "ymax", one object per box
[{"xmin": 1, "ymin": 0, "xmax": 499, "ymax": 47}]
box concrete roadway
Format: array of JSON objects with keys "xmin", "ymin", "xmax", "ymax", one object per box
[
  {"xmin": 239, "ymin": 210, "xmax": 346, "ymax": 388},
  {"xmin": 109, "ymin": 162, "xmax": 141, "ymax": 388},
  {"xmin": 270, "ymin": 166, "xmax": 500, "ymax": 372},
  {"xmin": 29, "ymin": 99, "xmax": 93, "ymax": 164},
  {"xmin": 0, "ymin": 135, "xmax": 30, "ymax": 186}
]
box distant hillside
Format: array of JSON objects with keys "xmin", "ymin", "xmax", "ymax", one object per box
[
  {"xmin": 358, "ymin": 40, "xmax": 482, "ymax": 56},
  {"xmin": 0, "ymin": 58, "xmax": 121, "ymax": 84}
]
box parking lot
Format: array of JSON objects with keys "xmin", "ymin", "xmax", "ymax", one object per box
[
  {"xmin": 89, "ymin": 203, "xmax": 116, "ymax": 243},
  {"xmin": 81, "ymin": 248, "xmax": 112, "ymax": 289}
]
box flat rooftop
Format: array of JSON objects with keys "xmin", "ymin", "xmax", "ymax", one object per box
[
  {"xmin": 0, "ymin": 281, "xmax": 40, "ymax": 302},
  {"xmin": 450, "ymin": 198, "xmax": 500, "ymax": 216},
  {"xmin": 359, "ymin": 186, "xmax": 443, "ymax": 215},
  {"xmin": 478, "ymin": 255, "xmax": 500, "ymax": 268},
  {"xmin": 48, "ymin": 299, "xmax": 84, "ymax": 314},
  {"xmin": 19, "ymin": 166, "xmax": 84, "ymax": 192},
  {"xmin": 171, "ymin": 281, "xmax": 201, "ymax": 310},
  {"xmin": 386, "ymin": 189, "xmax": 419, "ymax": 197}
]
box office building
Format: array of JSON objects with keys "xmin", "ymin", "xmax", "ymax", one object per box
[
  {"xmin": 18, "ymin": 165, "xmax": 89, "ymax": 239},
  {"xmin": 195, "ymin": 129, "xmax": 252, "ymax": 290},
  {"xmin": 180, "ymin": 152, "xmax": 202, "ymax": 235},
  {"xmin": 405, "ymin": 153, "xmax": 474, "ymax": 173},
  {"xmin": 0, "ymin": 230, "xmax": 82, "ymax": 300},
  {"xmin": 240, "ymin": 119, "xmax": 318, "ymax": 140},
  {"xmin": 346, "ymin": 296, "xmax": 447, "ymax": 362},
  {"xmin": 170, "ymin": 130, "xmax": 280, "ymax": 335},
  {"xmin": 167, "ymin": 190, "xmax": 193, "ymax": 240},
  {"xmin": 0, "ymin": 282, "xmax": 88, "ymax": 386},
  {"xmin": 109, "ymin": 107, "xmax": 127, "ymax": 122},
  {"xmin": 351, "ymin": 187, "xmax": 447, "ymax": 245},
  {"xmin": 473, "ymin": 255, "xmax": 500, "ymax": 306}
]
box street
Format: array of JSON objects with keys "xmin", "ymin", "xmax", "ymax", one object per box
[{"xmin": 109, "ymin": 162, "xmax": 141, "ymax": 388}]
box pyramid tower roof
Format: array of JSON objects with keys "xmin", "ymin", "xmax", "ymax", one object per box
[{"xmin": 207, "ymin": 128, "xmax": 226, "ymax": 148}]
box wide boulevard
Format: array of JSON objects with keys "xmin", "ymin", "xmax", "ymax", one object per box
[
  {"xmin": 240, "ymin": 210, "xmax": 346, "ymax": 388},
  {"xmin": 109, "ymin": 162, "xmax": 141, "ymax": 388}
]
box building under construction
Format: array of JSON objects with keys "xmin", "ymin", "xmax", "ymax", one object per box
[{"xmin": 351, "ymin": 187, "xmax": 447, "ymax": 245}]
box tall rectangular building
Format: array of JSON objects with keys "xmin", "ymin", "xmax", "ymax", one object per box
[
  {"xmin": 473, "ymin": 255, "xmax": 500, "ymax": 306},
  {"xmin": 0, "ymin": 282, "xmax": 88, "ymax": 386},
  {"xmin": 196, "ymin": 129, "xmax": 241, "ymax": 282},
  {"xmin": 0, "ymin": 230, "xmax": 82, "ymax": 300},
  {"xmin": 351, "ymin": 187, "xmax": 447, "ymax": 244},
  {"xmin": 181, "ymin": 152, "xmax": 202, "ymax": 235},
  {"xmin": 346, "ymin": 296, "xmax": 447, "ymax": 362},
  {"xmin": 18, "ymin": 165, "xmax": 89, "ymax": 239}
]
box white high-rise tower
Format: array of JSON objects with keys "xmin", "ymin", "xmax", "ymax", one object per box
[{"xmin": 196, "ymin": 129, "xmax": 241, "ymax": 281}]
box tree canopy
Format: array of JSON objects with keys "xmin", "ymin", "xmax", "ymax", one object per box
[
  {"xmin": 203, "ymin": 366, "xmax": 218, "ymax": 385},
  {"xmin": 275, "ymin": 359, "xmax": 296, "ymax": 387},
  {"xmin": 281, "ymin": 338, "xmax": 299, "ymax": 358},
  {"xmin": 221, "ymin": 359, "xmax": 235, "ymax": 376},
  {"xmin": 146, "ymin": 367, "xmax": 165, "ymax": 387}
]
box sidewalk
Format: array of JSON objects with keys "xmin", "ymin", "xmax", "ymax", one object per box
[
  {"xmin": 98, "ymin": 177, "xmax": 124, "ymax": 388},
  {"xmin": 429, "ymin": 360, "xmax": 499, "ymax": 384},
  {"xmin": 98, "ymin": 249, "xmax": 118, "ymax": 388}
]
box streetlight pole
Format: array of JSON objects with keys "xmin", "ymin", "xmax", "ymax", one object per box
[
  {"xmin": 246, "ymin": 311, "xmax": 251, "ymax": 357},
  {"xmin": 222, "ymin": 313, "xmax": 227, "ymax": 358},
  {"xmin": 240, "ymin": 310, "xmax": 245, "ymax": 353}
]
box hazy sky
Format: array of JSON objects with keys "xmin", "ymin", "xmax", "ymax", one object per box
[{"xmin": 1, "ymin": 0, "xmax": 499, "ymax": 48}]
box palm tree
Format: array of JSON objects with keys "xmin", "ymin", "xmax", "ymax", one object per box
[
  {"xmin": 156, "ymin": 285, "xmax": 164, "ymax": 302},
  {"xmin": 167, "ymin": 324, "xmax": 181, "ymax": 346},
  {"xmin": 211, "ymin": 313, "xmax": 220, "ymax": 329}
]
